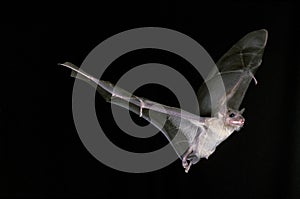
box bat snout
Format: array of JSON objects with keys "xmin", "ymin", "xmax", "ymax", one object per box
[
  {"xmin": 237, "ymin": 118, "xmax": 245, "ymax": 125},
  {"xmin": 229, "ymin": 117, "xmax": 245, "ymax": 127}
]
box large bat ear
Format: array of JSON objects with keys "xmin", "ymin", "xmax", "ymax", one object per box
[{"xmin": 239, "ymin": 108, "xmax": 245, "ymax": 114}]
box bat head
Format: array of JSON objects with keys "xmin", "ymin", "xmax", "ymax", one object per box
[{"xmin": 224, "ymin": 108, "xmax": 245, "ymax": 131}]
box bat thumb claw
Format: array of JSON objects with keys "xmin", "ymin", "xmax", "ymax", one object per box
[
  {"xmin": 249, "ymin": 71, "xmax": 258, "ymax": 85},
  {"xmin": 137, "ymin": 97, "xmax": 144, "ymax": 117}
]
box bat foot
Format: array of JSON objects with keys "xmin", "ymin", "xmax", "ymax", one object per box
[
  {"xmin": 183, "ymin": 161, "xmax": 193, "ymax": 173},
  {"xmin": 182, "ymin": 147, "xmax": 199, "ymax": 173}
]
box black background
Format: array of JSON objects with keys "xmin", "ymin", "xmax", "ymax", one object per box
[{"xmin": 1, "ymin": 2, "xmax": 299, "ymax": 199}]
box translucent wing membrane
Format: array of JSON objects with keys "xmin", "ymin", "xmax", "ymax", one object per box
[{"xmin": 197, "ymin": 29, "xmax": 268, "ymax": 116}]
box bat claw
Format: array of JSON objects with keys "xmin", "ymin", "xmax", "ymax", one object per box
[
  {"xmin": 182, "ymin": 148, "xmax": 194, "ymax": 173},
  {"xmin": 249, "ymin": 71, "xmax": 258, "ymax": 85},
  {"xmin": 137, "ymin": 97, "xmax": 144, "ymax": 117},
  {"xmin": 183, "ymin": 161, "xmax": 193, "ymax": 173}
]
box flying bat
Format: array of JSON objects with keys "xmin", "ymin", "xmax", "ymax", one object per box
[{"xmin": 60, "ymin": 29, "xmax": 268, "ymax": 173}]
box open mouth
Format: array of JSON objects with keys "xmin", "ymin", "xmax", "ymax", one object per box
[{"xmin": 231, "ymin": 119, "xmax": 245, "ymax": 126}]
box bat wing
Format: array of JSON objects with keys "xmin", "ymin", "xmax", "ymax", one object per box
[
  {"xmin": 60, "ymin": 62, "xmax": 206, "ymax": 171},
  {"xmin": 197, "ymin": 29, "xmax": 268, "ymax": 116}
]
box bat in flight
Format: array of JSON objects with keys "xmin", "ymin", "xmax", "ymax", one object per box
[{"xmin": 60, "ymin": 29, "xmax": 268, "ymax": 173}]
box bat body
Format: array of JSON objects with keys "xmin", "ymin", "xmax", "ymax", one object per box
[{"xmin": 61, "ymin": 29, "xmax": 268, "ymax": 173}]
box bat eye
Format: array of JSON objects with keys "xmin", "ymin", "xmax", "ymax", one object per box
[{"xmin": 229, "ymin": 113, "xmax": 235, "ymax": 118}]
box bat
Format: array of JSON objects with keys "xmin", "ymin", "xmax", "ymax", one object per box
[{"xmin": 60, "ymin": 29, "xmax": 268, "ymax": 173}]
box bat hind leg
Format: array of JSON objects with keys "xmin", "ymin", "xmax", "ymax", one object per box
[
  {"xmin": 182, "ymin": 146, "xmax": 200, "ymax": 173},
  {"xmin": 182, "ymin": 148, "xmax": 194, "ymax": 173},
  {"xmin": 183, "ymin": 161, "xmax": 193, "ymax": 173}
]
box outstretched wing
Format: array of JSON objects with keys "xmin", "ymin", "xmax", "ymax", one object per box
[
  {"xmin": 60, "ymin": 62, "xmax": 206, "ymax": 170},
  {"xmin": 197, "ymin": 29, "xmax": 268, "ymax": 116}
]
